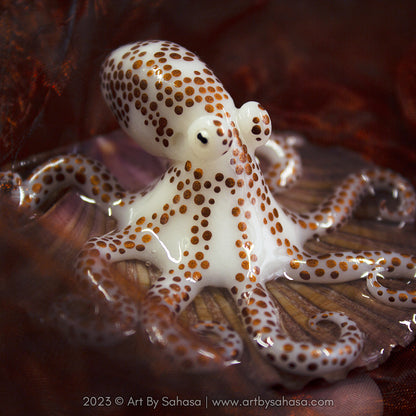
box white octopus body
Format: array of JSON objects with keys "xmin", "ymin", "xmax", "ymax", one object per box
[
  {"xmin": 2, "ymin": 40, "xmax": 416, "ymax": 376},
  {"xmin": 107, "ymin": 154, "xmax": 300, "ymax": 287}
]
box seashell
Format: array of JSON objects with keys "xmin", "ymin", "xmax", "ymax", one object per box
[{"xmin": 2, "ymin": 131, "xmax": 414, "ymax": 391}]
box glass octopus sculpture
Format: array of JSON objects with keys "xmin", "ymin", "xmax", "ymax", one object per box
[{"xmin": 1, "ymin": 40, "xmax": 416, "ymax": 376}]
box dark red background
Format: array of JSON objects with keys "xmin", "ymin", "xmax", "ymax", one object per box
[{"xmin": 1, "ymin": 0, "xmax": 416, "ymax": 185}]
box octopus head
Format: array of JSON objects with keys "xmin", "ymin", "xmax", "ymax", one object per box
[{"xmin": 100, "ymin": 40, "xmax": 271, "ymax": 163}]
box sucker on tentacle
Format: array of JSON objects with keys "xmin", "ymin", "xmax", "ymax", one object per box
[{"xmin": 1, "ymin": 40, "xmax": 416, "ymax": 377}]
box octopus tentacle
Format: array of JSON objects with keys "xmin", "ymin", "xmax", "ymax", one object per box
[
  {"xmin": 141, "ymin": 276, "xmax": 240, "ymax": 370},
  {"xmin": 50, "ymin": 293, "xmax": 137, "ymax": 345},
  {"xmin": 231, "ymin": 282, "xmax": 363, "ymax": 374},
  {"xmin": 366, "ymin": 252, "xmax": 416, "ymax": 306},
  {"xmin": 287, "ymin": 250, "xmax": 378, "ymax": 284},
  {"xmin": 256, "ymin": 133, "xmax": 303, "ymax": 194},
  {"xmin": 8, "ymin": 154, "xmax": 128, "ymax": 215},
  {"xmin": 51, "ymin": 231, "xmax": 143, "ymax": 344},
  {"xmin": 192, "ymin": 321, "xmax": 243, "ymax": 364},
  {"xmin": 286, "ymin": 168, "xmax": 416, "ymax": 241},
  {"xmin": 366, "ymin": 271, "xmax": 416, "ymax": 306},
  {"xmin": 0, "ymin": 171, "xmax": 23, "ymax": 205},
  {"xmin": 369, "ymin": 169, "xmax": 416, "ymax": 222},
  {"xmin": 286, "ymin": 250, "xmax": 416, "ymax": 306}
]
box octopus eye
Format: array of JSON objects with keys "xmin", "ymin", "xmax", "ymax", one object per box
[
  {"xmin": 197, "ymin": 132, "xmax": 208, "ymax": 144},
  {"xmin": 189, "ymin": 117, "xmax": 231, "ymax": 160}
]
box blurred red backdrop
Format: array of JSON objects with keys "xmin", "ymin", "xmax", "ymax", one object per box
[{"xmin": 1, "ymin": 0, "xmax": 416, "ymax": 184}]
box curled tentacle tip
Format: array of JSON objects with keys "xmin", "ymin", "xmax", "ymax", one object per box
[
  {"xmin": 379, "ymin": 200, "xmax": 416, "ymax": 224},
  {"xmin": 192, "ymin": 321, "xmax": 243, "ymax": 367},
  {"xmin": 367, "ymin": 271, "xmax": 416, "ymax": 307}
]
